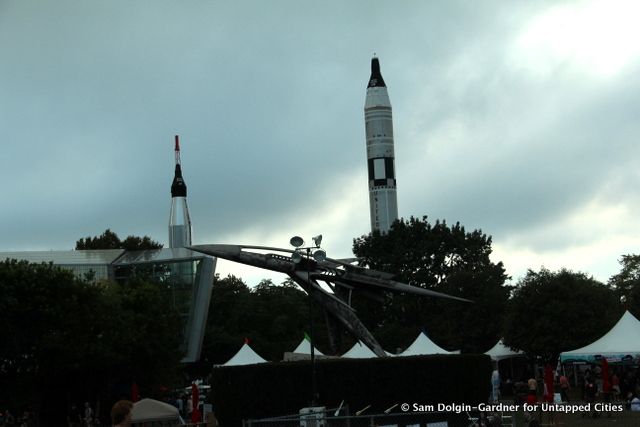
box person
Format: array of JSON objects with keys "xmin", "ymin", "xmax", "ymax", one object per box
[
  {"xmin": 471, "ymin": 411, "xmax": 491, "ymax": 427},
  {"xmin": 175, "ymin": 395, "xmax": 183, "ymax": 416},
  {"xmin": 84, "ymin": 402, "xmax": 93, "ymax": 427},
  {"xmin": 186, "ymin": 396, "xmax": 193, "ymax": 420},
  {"xmin": 584, "ymin": 377, "xmax": 596, "ymax": 402},
  {"xmin": 491, "ymin": 369, "xmax": 501, "ymax": 402},
  {"xmin": 559, "ymin": 374, "xmax": 570, "ymax": 403},
  {"xmin": 526, "ymin": 378, "xmax": 537, "ymax": 405},
  {"xmin": 611, "ymin": 373, "xmax": 621, "ymax": 400},
  {"xmin": 5, "ymin": 410, "xmax": 15, "ymax": 427},
  {"xmin": 110, "ymin": 400, "xmax": 133, "ymax": 427},
  {"xmin": 68, "ymin": 403, "xmax": 82, "ymax": 427},
  {"xmin": 583, "ymin": 377, "xmax": 598, "ymax": 418}
]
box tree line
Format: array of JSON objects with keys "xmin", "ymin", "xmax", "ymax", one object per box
[
  {"xmin": 3, "ymin": 222, "xmax": 640, "ymax": 423},
  {"xmin": 200, "ymin": 216, "xmax": 640, "ymax": 367}
]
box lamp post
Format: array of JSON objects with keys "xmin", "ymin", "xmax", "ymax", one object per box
[{"xmin": 290, "ymin": 235, "xmax": 326, "ymax": 406}]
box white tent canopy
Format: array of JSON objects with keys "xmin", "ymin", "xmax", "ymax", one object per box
[
  {"xmin": 560, "ymin": 311, "xmax": 640, "ymax": 363},
  {"xmin": 485, "ymin": 339, "xmax": 525, "ymax": 361},
  {"xmin": 399, "ymin": 332, "xmax": 454, "ymax": 356},
  {"xmin": 292, "ymin": 337, "xmax": 324, "ymax": 356},
  {"xmin": 342, "ymin": 341, "xmax": 379, "ymax": 358},
  {"xmin": 221, "ymin": 343, "xmax": 267, "ymax": 366},
  {"xmin": 131, "ymin": 398, "xmax": 184, "ymax": 425}
]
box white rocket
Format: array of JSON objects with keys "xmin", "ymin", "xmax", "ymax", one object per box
[
  {"xmin": 169, "ymin": 135, "xmax": 192, "ymax": 248},
  {"xmin": 365, "ymin": 57, "xmax": 398, "ymax": 233}
]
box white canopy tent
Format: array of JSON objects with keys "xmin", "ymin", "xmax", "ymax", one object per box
[
  {"xmin": 221, "ymin": 343, "xmax": 268, "ymax": 366},
  {"xmin": 131, "ymin": 398, "xmax": 184, "ymax": 425},
  {"xmin": 341, "ymin": 341, "xmax": 379, "ymax": 358},
  {"xmin": 485, "ymin": 339, "xmax": 525, "ymax": 361},
  {"xmin": 399, "ymin": 332, "xmax": 454, "ymax": 356},
  {"xmin": 560, "ymin": 311, "xmax": 640, "ymax": 363},
  {"xmin": 292, "ymin": 337, "xmax": 324, "ymax": 356}
]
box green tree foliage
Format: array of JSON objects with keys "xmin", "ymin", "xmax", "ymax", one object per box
[
  {"xmin": 200, "ymin": 274, "xmax": 252, "ymax": 365},
  {"xmin": 102, "ymin": 277, "xmax": 184, "ymax": 387},
  {"xmin": 608, "ymin": 254, "xmax": 640, "ymax": 316},
  {"xmin": 249, "ymin": 279, "xmax": 313, "ymax": 360},
  {"xmin": 75, "ymin": 229, "xmax": 163, "ymax": 250},
  {"xmin": 352, "ymin": 216, "xmax": 510, "ymax": 353},
  {"xmin": 503, "ymin": 268, "xmax": 619, "ymax": 360},
  {"xmin": 0, "ymin": 260, "xmax": 107, "ymax": 418},
  {"xmin": 0, "ymin": 259, "xmax": 183, "ymax": 425},
  {"xmin": 199, "ymin": 275, "xmax": 322, "ymax": 367}
]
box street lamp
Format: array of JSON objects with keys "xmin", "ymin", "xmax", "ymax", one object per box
[{"xmin": 290, "ymin": 235, "xmax": 325, "ymax": 406}]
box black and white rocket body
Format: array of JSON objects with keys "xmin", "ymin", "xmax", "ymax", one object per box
[
  {"xmin": 365, "ymin": 57, "xmax": 398, "ymax": 233},
  {"xmin": 169, "ymin": 135, "xmax": 192, "ymax": 248}
]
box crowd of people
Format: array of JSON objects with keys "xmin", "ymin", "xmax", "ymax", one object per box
[
  {"xmin": 0, "ymin": 410, "xmax": 34, "ymax": 427},
  {"xmin": 573, "ymin": 365, "xmax": 640, "ymax": 408},
  {"xmin": 474, "ymin": 363, "xmax": 640, "ymax": 427}
]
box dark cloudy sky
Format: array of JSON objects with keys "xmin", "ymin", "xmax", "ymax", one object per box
[{"xmin": 2, "ymin": 0, "xmax": 639, "ymax": 285}]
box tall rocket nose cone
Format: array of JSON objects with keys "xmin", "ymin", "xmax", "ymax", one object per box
[{"xmin": 368, "ymin": 57, "xmax": 386, "ymax": 88}]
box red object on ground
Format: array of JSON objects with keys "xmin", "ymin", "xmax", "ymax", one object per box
[
  {"xmin": 131, "ymin": 382, "xmax": 140, "ymax": 402},
  {"xmin": 543, "ymin": 365, "xmax": 554, "ymax": 402},
  {"xmin": 602, "ymin": 358, "xmax": 612, "ymax": 393},
  {"xmin": 191, "ymin": 383, "xmax": 201, "ymax": 423}
]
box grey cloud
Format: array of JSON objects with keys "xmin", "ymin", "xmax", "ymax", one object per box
[{"xmin": 1, "ymin": 1, "xmax": 638, "ymax": 283}]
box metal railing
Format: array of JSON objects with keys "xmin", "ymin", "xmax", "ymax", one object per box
[{"xmin": 243, "ymin": 404, "xmax": 640, "ymax": 427}]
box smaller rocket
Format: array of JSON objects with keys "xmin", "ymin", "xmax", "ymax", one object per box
[{"xmin": 169, "ymin": 135, "xmax": 192, "ymax": 248}]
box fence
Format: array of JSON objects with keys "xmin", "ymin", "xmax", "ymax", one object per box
[{"xmin": 243, "ymin": 404, "xmax": 640, "ymax": 427}]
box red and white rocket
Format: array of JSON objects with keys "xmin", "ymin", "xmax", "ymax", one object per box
[{"xmin": 169, "ymin": 135, "xmax": 193, "ymax": 248}]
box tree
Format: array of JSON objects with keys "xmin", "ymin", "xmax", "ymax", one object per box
[
  {"xmin": 503, "ymin": 268, "xmax": 619, "ymax": 360},
  {"xmin": 248, "ymin": 279, "xmax": 312, "ymax": 361},
  {"xmin": 199, "ymin": 275, "xmax": 320, "ymax": 366},
  {"xmin": 0, "ymin": 259, "xmax": 183, "ymax": 425},
  {"xmin": 75, "ymin": 229, "xmax": 162, "ymax": 250},
  {"xmin": 0, "ymin": 260, "xmax": 108, "ymax": 423},
  {"xmin": 352, "ymin": 216, "xmax": 510, "ymax": 353},
  {"xmin": 608, "ymin": 254, "xmax": 640, "ymax": 316},
  {"xmin": 200, "ymin": 274, "xmax": 253, "ymax": 366}
]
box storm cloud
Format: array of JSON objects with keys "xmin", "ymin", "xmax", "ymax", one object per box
[{"xmin": 1, "ymin": 0, "xmax": 639, "ymax": 284}]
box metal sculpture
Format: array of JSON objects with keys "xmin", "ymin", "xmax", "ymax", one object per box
[{"xmin": 189, "ymin": 244, "xmax": 470, "ymax": 357}]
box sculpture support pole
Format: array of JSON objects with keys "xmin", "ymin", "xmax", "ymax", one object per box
[
  {"xmin": 290, "ymin": 272, "xmax": 387, "ymax": 357},
  {"xmin": 307, "ymin": 248, "xmax": 319, "ymax": 406}
]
